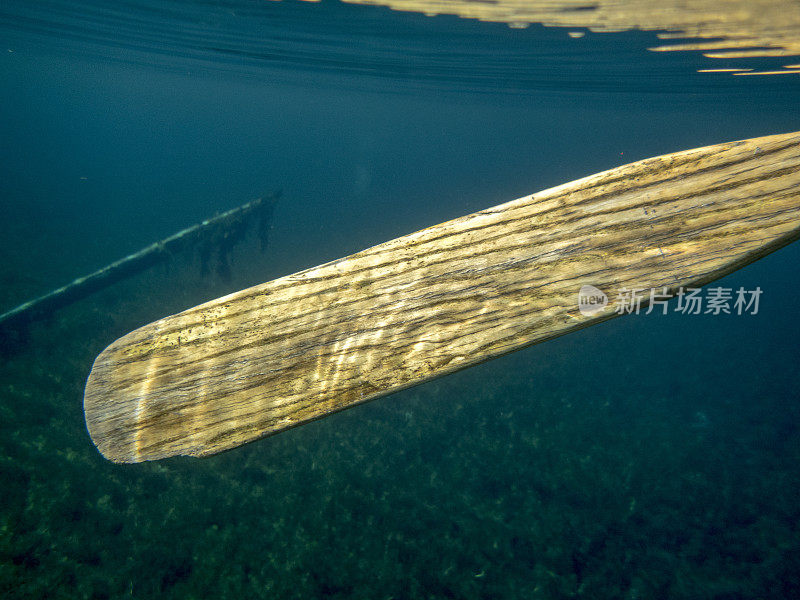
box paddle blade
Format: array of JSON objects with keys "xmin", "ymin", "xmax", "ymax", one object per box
[{"xmin": 85, "ymin": 131, "xmax": 800, "ymax": 462}]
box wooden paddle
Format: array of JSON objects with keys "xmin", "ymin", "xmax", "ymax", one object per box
[{"xmin": 84, "ymin": 131, "xmax": 800, "ymax": 463}]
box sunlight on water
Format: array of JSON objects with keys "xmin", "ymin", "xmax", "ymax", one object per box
[
  {"xmin": 346, "ymin": 0, "xmax": 800, "ymax": 75},
  {"xmin": 1, "ymin": 0, "xmax": 798, "ymax": 93}
]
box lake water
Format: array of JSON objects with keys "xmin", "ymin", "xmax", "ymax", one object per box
[{"xmin": 1, "ymin": 1, "xmax": 799, "ymax": 598}]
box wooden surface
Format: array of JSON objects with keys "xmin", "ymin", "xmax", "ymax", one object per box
[{"xmin": 85, "ymin": 131, "xmax": 800, "ymax": 463}]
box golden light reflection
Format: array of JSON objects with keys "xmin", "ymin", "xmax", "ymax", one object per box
[{"xmin": 343, "ymin": 0, "xmax": 800, "ymax": 75}]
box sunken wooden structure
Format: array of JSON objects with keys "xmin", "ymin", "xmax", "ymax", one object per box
[{"xmin": 0, "ymin": 194, "xmax": 278, "ymax": 330}]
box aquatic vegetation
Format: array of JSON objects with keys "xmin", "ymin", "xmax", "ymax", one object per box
[{"xmin": 1, "ymin": 266, "xmax": 799, "ymax": 598}]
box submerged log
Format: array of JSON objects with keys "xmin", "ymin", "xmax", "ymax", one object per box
[
  {"xmin": 0, "ymin": 194, "xmax": 279, "ymax": 329},
  {"xmin": 84, "ymin": 132, "xmax": 800, "ymax": 463}
]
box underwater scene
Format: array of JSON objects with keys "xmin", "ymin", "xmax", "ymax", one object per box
[{"xmin": 1, "ymin": 0, "xmax": 799, "ymax": 598}]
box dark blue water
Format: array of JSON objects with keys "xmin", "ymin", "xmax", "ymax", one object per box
[{"xmin": 1, "ymin": 1, "xmax": 799, "ymax": 598}]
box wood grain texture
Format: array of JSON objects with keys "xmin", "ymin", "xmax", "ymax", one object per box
[{"xmin": 85, "ymin": 131, "xmax": 800, "ymax": 463}]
